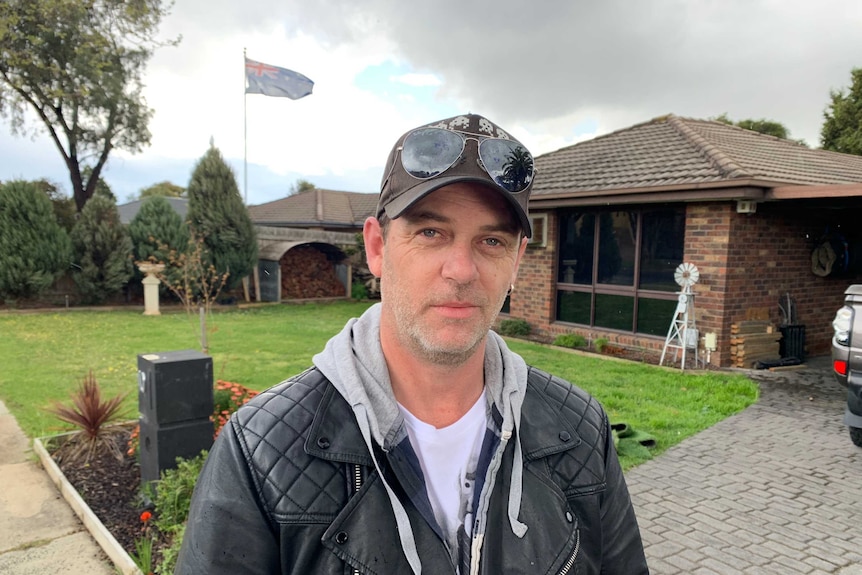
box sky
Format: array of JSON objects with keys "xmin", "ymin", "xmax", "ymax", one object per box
[{"xmin": 2, "ymin": 0, "xmax": 862, "ymax": 206}]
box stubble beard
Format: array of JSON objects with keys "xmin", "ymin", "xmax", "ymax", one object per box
[{"xmin": 383, "ymin": 275, "xmax": 505, "ymax": 368}]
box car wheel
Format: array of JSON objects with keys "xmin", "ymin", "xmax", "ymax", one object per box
[{"xmin": 850, "ymin": 427, "xmax": 862, "ymax": 448}]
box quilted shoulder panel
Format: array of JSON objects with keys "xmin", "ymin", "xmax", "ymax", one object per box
[
  {"xmin": 231, "ymin": 368, "xmax": 349, "ymax": 523},
  {"xmin": 526, "ymin": 367, "xmax": 610, "ymax": 496}
]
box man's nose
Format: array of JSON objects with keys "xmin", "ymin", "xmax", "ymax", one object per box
[{"xmin": 441, "ymin": 241, "xmax": 479, "ymax": 284}]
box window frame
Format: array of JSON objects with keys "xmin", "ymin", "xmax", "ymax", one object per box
[{"xmin": 554, "ymin": 206, "xmax": 685, "ymax": 335}]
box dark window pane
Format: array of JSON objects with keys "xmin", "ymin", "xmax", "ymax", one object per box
[
  {"xmin": 557, "ymin": 291, "xmax": 591, "ymax": 324},
  {"xmin": 500, "ymin": 294, "xmax": 510, "ymax": 314},
  {"xmin": 594, "ymin": 293, "xmax": 634, "ymax": 331},
  {"xmin": 558, "ymin": 212, "xmax": 594, "ymax": 284},
  {"xmin": 639, "ymin": 208, "xmax": 685, "ymax": 291},
  {"xmin": 598, "ymin": 211, "xmax": 635, "ymax": 286},
  {"xmin": 637, "ymin": 297, "xmax": 678, "ymax": 336}
]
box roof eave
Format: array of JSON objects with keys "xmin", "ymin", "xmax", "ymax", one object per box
[{"xmin": 529, "ymin": 179, "xmax": 774, "ymax": 207}]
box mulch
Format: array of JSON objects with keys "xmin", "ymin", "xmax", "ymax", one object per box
[{"xmin": 51, "ymin": 427, "xmax": 169, "ymax": 567}]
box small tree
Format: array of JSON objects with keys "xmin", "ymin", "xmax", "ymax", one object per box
[
  {"xmin": 70, "ymin": 194, "xmax": 134, "ymax": 303},
  {"xmin": 152, "ymin": 230, "xmax": 230, "ymax": 353},
  {"xmin": 0, "ymin": 180, "xmax": 72, "ymax": 301},
  {"xmin": 129, "ymin": 195, "xmax": 189, "ymax": 269},
  {"xmin": 186, "ymin": 144, "xmax": 257, "ymax": 291},
  {"xmin": 821, "ymin": 67, "xmax": 862, "ymax": 155}
]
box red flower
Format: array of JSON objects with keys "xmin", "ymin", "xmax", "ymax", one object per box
[{"xmin": 140, "ymin": 511, "xmax": 152, "ymax": 523}]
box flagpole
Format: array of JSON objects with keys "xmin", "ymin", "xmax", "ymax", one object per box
[{"xmin": 243, "ymin": 47, "xmax": 248, "ymax": 205}]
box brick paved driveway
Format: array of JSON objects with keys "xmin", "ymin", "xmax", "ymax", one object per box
[{"xmin": 627, "ymin": 357, "xmax": 862, "ymax": 575}]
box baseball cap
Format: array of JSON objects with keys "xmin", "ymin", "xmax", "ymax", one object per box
[{"xmin": 377, "ymin": 114, "xmax": 535, "ymax": 237}]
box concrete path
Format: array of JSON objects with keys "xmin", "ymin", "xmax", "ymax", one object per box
[
  {"xmin": 0, "ymin": 400, "xmax": 114, "ymax": 575},
  {"xmin": 628, "ymin": 356, "xmax": 862, "ymax": 574}
]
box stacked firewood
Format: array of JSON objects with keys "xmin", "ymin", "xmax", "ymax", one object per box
[
  {"xmin": 280, "ymin": 246, "xmax": 346, "ymax": 299},
  {"xmin": 729, "ymin": 321, "xmax": 781, "ymax": 367}
]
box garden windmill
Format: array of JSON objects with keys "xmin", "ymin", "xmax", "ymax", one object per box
[{"xmin": 660, "ymin": 263, "xmax": 700, "ymax": 370}]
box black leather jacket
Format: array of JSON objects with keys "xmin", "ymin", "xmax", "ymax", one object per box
[{"xmin": 177, "ymin": 366, "xmax": 649, "ymax": 574}]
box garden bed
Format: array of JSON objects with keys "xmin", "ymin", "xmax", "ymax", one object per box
[{"xmin": 35, "ymin": 425, "xmax": 154, "ymax": 575}]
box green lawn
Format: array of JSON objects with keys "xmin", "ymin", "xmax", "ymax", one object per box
[{"xmin": 0, "ymin": 302, "xmax": 758, "ymax": 469}]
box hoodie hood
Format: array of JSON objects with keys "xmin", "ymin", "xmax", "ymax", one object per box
[{"xmin": 313, "ymin": 303, "xmax": 529, "ymax": 574}]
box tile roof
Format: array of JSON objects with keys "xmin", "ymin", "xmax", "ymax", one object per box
[
  {"xmin": 532, "ymin": 115, "xmax": 862, "ymax": 198},
  {"xmin": 248, "ymin": 188, "xmax": 378, "ymax": 228}
]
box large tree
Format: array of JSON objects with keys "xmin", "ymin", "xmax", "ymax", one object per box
[
  {"xmin": 821, "ymin": 67, "xmax": 862, "ymax": 155},
  {"xmin": 0, "ymin": 0, "xmax": 177, "ymax": 212},
  {"xmin": 187, "ymin": 144, "xmax": 257, "ymax": 291}
]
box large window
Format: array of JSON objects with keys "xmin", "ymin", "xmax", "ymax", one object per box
[{"xmin": 556, "ymin": 207, "xmax": 685, "ymax": 336}]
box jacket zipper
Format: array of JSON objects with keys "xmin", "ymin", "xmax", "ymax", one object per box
[
  {"xmin": 352, "ymin": 464, "xmax": 363, "ymax": 575},
  {"xmin": 557, "ymin": 528, "xmax": 581, "ymax": 575}
]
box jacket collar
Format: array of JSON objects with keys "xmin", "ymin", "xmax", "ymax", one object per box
[{"xmin": 306, "ymin": 382, "xmax": 376, "ymax": 467}]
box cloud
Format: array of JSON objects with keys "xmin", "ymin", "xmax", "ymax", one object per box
[
  {"xmin": 390, "ymin": 73, "xmax": 442, "ymax": 88},
  {"xmin": 3, "ymin": 0, "xmax": 862, "ymax": 204}
]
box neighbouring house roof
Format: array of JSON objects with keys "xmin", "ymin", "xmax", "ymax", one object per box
[
  {"xmin": 248, "ymin": 188, "xmax": 378, "ymax": 229},
  {"xmin": 532, "ymin": 114, "xmax": 862, "ymax": 204},
  {"xmin": 117, "ymin": 197, "xmax": 188, "ymax": 224}
]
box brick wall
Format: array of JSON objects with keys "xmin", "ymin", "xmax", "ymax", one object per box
[{"xmin": 506, "ymin": 201, "xmax": 861, "ymax": 367}]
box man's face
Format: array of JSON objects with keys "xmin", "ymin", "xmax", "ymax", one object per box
[{"xmin": 365, "ymin": 182, "xmax": 528, "ymax": 366}]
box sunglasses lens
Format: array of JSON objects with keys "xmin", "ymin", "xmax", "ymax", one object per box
[
  {"xmin": 401, "ymin": 128, "xmax": 465, "ymax": 179},
  {"xmin": 479, "ymin": 139, "xmax": 534, "ymax": 193}
]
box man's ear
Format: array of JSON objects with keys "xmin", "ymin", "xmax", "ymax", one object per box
[{"xmin": 364, "ymin": 217, "xmax": 384, "ymax": 277}]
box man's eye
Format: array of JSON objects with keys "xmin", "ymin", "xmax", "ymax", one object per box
[
  {"xmin": 421, "ymin": 229, "xmax": 437, "ymax": 238},
  {"xmin": 485, "ymin": 238, "xmax": 501, "ymax": 247}
]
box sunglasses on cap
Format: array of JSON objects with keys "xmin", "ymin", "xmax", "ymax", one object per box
[{"xmin": 399, "ymin": 127, "xmax": 535, "ymax": 193}]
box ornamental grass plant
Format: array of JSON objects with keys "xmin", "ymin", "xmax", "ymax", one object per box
[{"xmin": 46, "ymin": 370, "xmax": 129, "ymax": 463}]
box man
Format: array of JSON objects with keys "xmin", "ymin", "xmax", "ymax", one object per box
[{"xmin": 177, "ymin": 114, "xmax": 649, "ymax": 574}]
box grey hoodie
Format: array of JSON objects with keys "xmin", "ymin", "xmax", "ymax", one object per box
[{"xmin": 312, "ymin": 303, "xmax": 529, "ymax": 575}]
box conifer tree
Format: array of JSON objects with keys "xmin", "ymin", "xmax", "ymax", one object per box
[
  {"xmin": 129, "ymin": 195, "xmax": 189, "ymax": 265},
  {"xmin": 186, "ymin": 143, "xmax": 257, "ymax": 291},
  {"xmin": 70, "ymin": 194, "xmax": 134, "ymax": 303},
  {"xmin": 0, "ymin": 180, "xmax": 72, "ymax": 300}
]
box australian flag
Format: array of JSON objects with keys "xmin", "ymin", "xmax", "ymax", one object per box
[{"xmin": 245, "ymin": 58, "xmax": 314, "ymax": 100}]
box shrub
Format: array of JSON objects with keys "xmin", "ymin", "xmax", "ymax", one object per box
[
  {"xmin": 69, "ymin": 194, "xmax": 134, "ymax": 303},
  {"xmin": 351, "ymin": 281, "xmax": 368, "ymax": 300},
  {"xmin": 498, "ymin": 318, "xmax": 531, "ymax": 337},
  {"xmin": 151, "ymin": 452, "xmax": 207, "ymax": 574},
  {"xmin": 0, "ymin": 180, "xmax": 72, "ymax": 300},
  {"xmin": 212, "ymin": 380, "xmax": 258, "ymax": 437},
  {"xmin": 553, "ymin": 333, "xmax": 587, "ymax": 348},
  {"xmin": 46, "ymin": 371, "xmax": 128, "ymax": 463},
  {"xmin": 594, "ymin": 337, "xmax": 609, "ymax": 353}
]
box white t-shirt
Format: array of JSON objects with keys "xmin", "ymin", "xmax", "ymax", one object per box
[{"xmin": 399, "ymin": 393, "xmax": 488, "ymax": 552}]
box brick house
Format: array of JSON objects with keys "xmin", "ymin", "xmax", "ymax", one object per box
[{"xmin": 510, "ymin": 114, "xmax": 862, "ymax": 368}]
